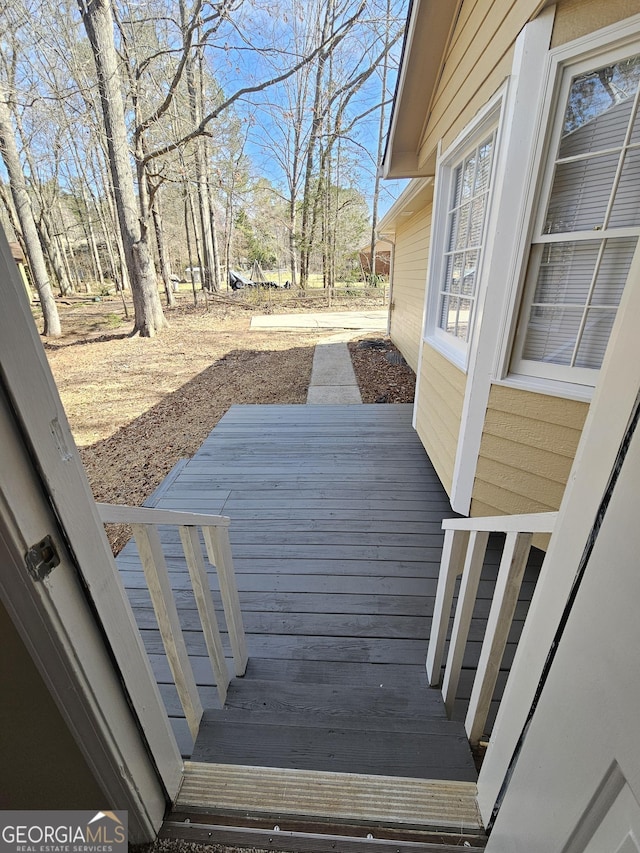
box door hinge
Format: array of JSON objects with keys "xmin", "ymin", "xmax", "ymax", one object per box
[{"xmin": 26, "ymin": 535, "xmax": 60, "ymax": 581}]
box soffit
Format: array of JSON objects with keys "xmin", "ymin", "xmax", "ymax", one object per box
[{"xmin": 383, "ymin": 0, "xmax": 462, "ymax": 179}]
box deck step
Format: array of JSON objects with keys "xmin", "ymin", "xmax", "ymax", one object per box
[
  {"xmin": 220, "ymin": 676, "xmax": 448, "ymax": 721},
  {"xmin": 191, "ymin": 714, "xmax": 475, "ymax": 779},
  {"xmin": 174, "ymin": 761, "xmax": 485, "ymax": 840},
  {"xmin": 191, "ymin": 677, "xmax": 475, "ymax": 780}
]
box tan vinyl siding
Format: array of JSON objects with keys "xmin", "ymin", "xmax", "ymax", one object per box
[
  {"xmin": 389, "ymin": 203, "xmax": 432, "ymax": 372},
  {"xmin": 415, "ymin": 343, "xmax": 466, "ymax": 496},
  {"xmin": 419, "ymin": 0, "xmax": 539, "ymax": 166},
  {"xmin": 551, "ymin": 0, "xmax": 639, "ymax": 48},
  {"xmin": 470, "ymin": 384, "xmax": 589, "ymax": 518}
]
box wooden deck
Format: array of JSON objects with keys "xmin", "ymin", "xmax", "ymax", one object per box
[{"xmin": 115, "ymin": 404, "xmax": 541, "ymax": 780}]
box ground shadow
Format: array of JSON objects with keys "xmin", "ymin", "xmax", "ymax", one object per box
[{"xmin": 80, "ymin": 344, "xmax": 316, "ymax": 553}]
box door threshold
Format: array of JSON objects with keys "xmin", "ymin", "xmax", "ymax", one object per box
[{"xmin": 170, "ymin": 761, "xmax": 484, "ymax": 846}]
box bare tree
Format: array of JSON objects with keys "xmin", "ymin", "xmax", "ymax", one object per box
[
  {"xmin": 0, "ymin": 87, "xmax": 61, "ymax": 336},
  {"xmin": 77, "ymin": 0, "xmax": 167, "ymax": 336}
]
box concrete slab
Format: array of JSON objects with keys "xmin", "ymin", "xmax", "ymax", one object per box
[
  {"xmin": 307, "ymin": 341, "xmax": 361, "ymax": 405},
  {"xmin": 310, "ymin": 342, "xmax": 358, "ymax": 386},
  {"xmin": 251, "ymin": 309, "xmax": 387, "ymax": 331},
  {"xmin": 307, "ymin": 385, "xmax": 362, "ymax": 404}
]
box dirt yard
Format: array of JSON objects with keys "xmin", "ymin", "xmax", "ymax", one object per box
[{"xmin": 43, "ymin": 291, "xmax": 415, "ymax": 553}]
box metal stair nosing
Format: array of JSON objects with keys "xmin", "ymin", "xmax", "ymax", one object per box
[{"xmin": 174, "ymin": 761, "xmax": 485, "ymax": 840}]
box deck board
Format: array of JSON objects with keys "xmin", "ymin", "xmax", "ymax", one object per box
[{"xmin": 117, "ymin": 403, "xmax": 540, "ymax": 778}]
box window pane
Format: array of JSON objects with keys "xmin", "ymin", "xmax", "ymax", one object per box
[
  {"xmin": 441, "ymin": 295, "xmax": 458, "ymax": 335},
  {"xmin": 609, "ymin": 148, "xmax": 640, "ymax": 227},
  {"xmin": 455, "ymin": 203, "xmax": 471, "ymax": 249},
  {"xmin": 462, "ymin": 250, "xmax": 478, "ymax": 296},
  {"xmin": 457, "ymin": 299, "xmax": 473, "ymax": 342},
  {"xmin": 446, "ymin": 253, "xmax": 464, "ymax": 295},
  {"xmin": 439, "ymin": 293, "xmax": 450, "ymax": 331},
  {"xmin": 475, "ymin": 139, "xmax": 494, "ymax": 193},
  {"xmin": 468, "ymin": 197, "xmax": 486, "ymax": 247},
  {"xmin": 544, "ymin": 152, "xmax": 619, "ymax": 233},
  {"xmin": 523, "ymin": 306, "xmax": 583, "ymax": 365},
  {"xmin": 447, "ymin": 206, "xmax": 460, "ymax": 252},
  {"xmin": 533, "ymin": 241, "xmax": 600, "ymax": 305},
  {"xmin": 560, "ymin": 54, "xmax": 640, "ymax": 153},
  {"xmin": 591, "ymin": 237, "xmax": 637, "ymax": 305},
  {"xmin": 575, "ymin": 308, "xmax": 617, "ymax": 368},
  {"xmin": 451, "ymin": 164, "xmax": 464, "ymax": 207},
  {"xmin": 461, "ymin": 154, "xmax": 476, "ymax": 200}
]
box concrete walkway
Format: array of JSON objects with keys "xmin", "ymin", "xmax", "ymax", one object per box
[
  {"xmin": 249, "ymin": 308, "xmax": 387, "ymax": 404},
  {"xmin": 251, "ymin": 309, "xmax": 387, "ymax": 331},
  {"xmin": 307, "ymin": 342, "xmax": 362, "ymax": 404}
]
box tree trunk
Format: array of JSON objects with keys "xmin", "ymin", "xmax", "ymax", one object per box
[
  {"xmin": 151, "ymin": 190, "xmax": 175, "ymax": 308},
  {"xmin": 299, "ymin": 0, "xmax": 334, "ymax": 288},
  {"xmin": 78, "ymin": 0, "xmax": 166, "ymax": 336},
  {"xmin": 0, "ymin": 91, "xmax": 61, "ymax": 336},
  {"xmin": 369, "ymin": 0, "xmax": 392, "ymax": 286},
  {"xmin": 81, "ymin": 184, "xmax": 106, "ymax": 290}
]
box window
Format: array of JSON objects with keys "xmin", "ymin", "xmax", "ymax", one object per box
[
  {"xmin": 425, "ymin": 103, "xmax": 500, "ymax": 369},
  {"xmin": 512, "ymin": 49, "xmax": 640, "ymax": 386},
  {"xmin": 438, "ymin": 133, "xmax": 496, "ymax": 344}
]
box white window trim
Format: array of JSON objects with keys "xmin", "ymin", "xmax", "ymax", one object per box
[
  {"xmin": 423, "ymin": 89, "xmax": 505, "ymax": 372},
  {"xmin": 496, "ymin": 11, "xmax": 640, "ymax": 398}
]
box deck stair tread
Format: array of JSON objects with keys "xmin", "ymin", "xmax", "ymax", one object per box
[
  {"xmin": 191, "ymin": 678, "xmax": 475, "ymax": 781},
  {"xmin": 218, "ymin": 677, "xmax": 448, "ymax": 720}
]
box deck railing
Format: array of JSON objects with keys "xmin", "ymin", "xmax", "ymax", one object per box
[
  {"xmin": 97, "ymin": 503, "xmax": 247, "ymax": 740},
  {"xmin": 426, "ymin": 512, "xmax": 557, "ymax": 746}
]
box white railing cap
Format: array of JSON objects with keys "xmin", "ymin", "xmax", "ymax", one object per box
[
  {"xmin": 96, "ymin": 502, "xmax": 231, "ymax": 528},
  {"xmin": 442, "ymin": 511, "xmax": 557, "ymax": 534}
]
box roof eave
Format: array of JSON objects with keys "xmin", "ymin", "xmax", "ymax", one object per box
[{"xmin": 382, "ymin": 0, "xmax": 463, "ymax": 179}]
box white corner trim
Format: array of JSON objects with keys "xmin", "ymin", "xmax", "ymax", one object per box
[{"xmin": 449, "ymin": 6, "xmax": 557, "ymax": 514}]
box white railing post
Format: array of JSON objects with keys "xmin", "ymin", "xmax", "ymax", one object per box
[
  {"xmin": 426, "ymin": 528, "xmax": 470, "ymax": 686},
  {"xmin": 131, "ymin": 523, "xmax": 203, "ymax": 740},
  {"xmin": 441, "ymin": 530, "xmax": 490, "ymax": 717},
  {"xmin": 179, "ymin": 525, "xmax": 230, "ymax": 705},
  {"xmin": 465, "ymin": 531, "xmax": 533, "ymax": 745},
  {"xmin": 203, "ymin": 526, "xmax": 248, "ymax": 677}
]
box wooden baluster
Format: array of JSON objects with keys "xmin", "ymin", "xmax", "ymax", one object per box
[
  {"xmin": 179, "ymin": 525, "xmax": 230, "ymax": 705},
  {"xmin": 465, "ymin": 531, "xmax": 533, "ymax": 745},
  {"xmin": 426, "ymin": 528, "xmax": 470, "ymax": 686},
  {"xmin": 441, "ymin": 530, "xmax": 490, "ymax": 717},
  {"xmin": 203, "ymin": 526, "xmax": 248, "ymax": 676},
  {"xmin": 131, "ymin": 523, "xmax": 203, "ymax": 740}
]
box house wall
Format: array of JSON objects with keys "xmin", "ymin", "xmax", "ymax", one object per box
[
  {"xmin": 470, "ymin": 385, "xmax": 589, "ymax": 517},
  {"xmin": 0, "ymin": 597, "xmax": 105, "ymax": 808},
  {"xmin": 419, "ymin": 0, "xmax": 637, "ymax": 169},
  {"xmin": 389, "ymin": 202, "xmax": 432, "ymax": 372},
  {"xmin": 551, "ymin": 0, "xmax": 640, "ymax": 47},
  {"xmin": 392, "ymin": 0, "xmax": 639, "ymax": 515},
  {"xmin": 419, "ymin": 0, "xmax": 535, "ymax": 169},
  {"xmin": 414, "ymin": 344, "xmax": 466, "ymax": 495}
]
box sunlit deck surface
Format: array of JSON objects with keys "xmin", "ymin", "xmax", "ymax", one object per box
[{"xmin": 116, "ymin": 404, "xmax": 542, "ymax": 779}]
